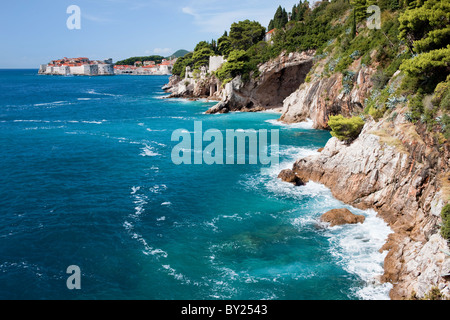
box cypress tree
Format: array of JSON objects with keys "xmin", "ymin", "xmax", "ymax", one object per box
[
  {"xmin": 352, "ymin": 8, "xmax": 357, "ymax": 38},
  {"xmin": 273, "ymin": 6, "xmax": 284, "ymax": 29},
  {"xmin": 292, "ymin": 4, "xmax": 298, "ymax": 21},
  {"xmin": 282, "ymin": 8, "xmax": 289, "ymax": 26}
]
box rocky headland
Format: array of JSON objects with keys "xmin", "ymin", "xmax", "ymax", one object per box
[
  {"xmin": 289, "ymin": 114, "xmax": 450, "ymax": 299},
  {"xmin": 164, "ymin": 48, "xmax": 450, "ymax": 299}
]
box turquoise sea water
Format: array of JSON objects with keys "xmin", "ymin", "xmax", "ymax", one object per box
[{"xmin": 0, "ymin": 70, "xmax": 392, "ymax": 300}]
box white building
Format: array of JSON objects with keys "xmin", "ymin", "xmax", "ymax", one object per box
[
  {"xmin": 38, "ymin": 58, "xmax": 114, "ymax": 76},
  {"xmin": 209, "ymin": 56, "xmax": 226, "ymax": 72}
]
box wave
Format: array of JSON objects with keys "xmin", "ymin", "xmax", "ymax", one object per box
[
  {"xmin": 265, "ymin": 118, "xmax": 314, "ymax": 129},
  {"xmin": 86, "ymin": 89, "xmax": 122, "ymax": 97},
  {"xmin": 139, "ymin": 144, "xmax": 160, "ymax": 157},
  {"xmin": 33, "ymin": 101, "xmax": 69, "ymax": 107},
  {"xmin": 123, "ymin": 220, "xmax": 168, "ymax": 258},
  {"xmin": 13, "ymin": 119, "xmax": 106, "ymax": 125},
  {"xmin": 24, "ymin": 126, "xmax": 66, "ymax": 131},
  {"xmin": 146, "ymin": 128, "xmax": 167, "ymax": 132},
  {"xmin": 123, "ymin": 188, "xmax": 168, "ymax": 259},
  {"xmin": 324, "ymin": 209, "xmax": 393, "ymax": 300},
  {"xmin": 239, "ymin": 137, "xmax": 393, "ymax": 300}
]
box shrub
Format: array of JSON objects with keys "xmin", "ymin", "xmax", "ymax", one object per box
[
  {"xmin": 442, "ymin": 204, "xmax": 450, "ymax": 241},
  {"xmin": 328, "ymin": 115, "xmax": 365, "ymax": 143}
]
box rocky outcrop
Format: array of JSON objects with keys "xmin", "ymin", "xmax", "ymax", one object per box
[
  {"xmin": 278, "ymin": 169, "xmax": 305, "ymax": 186},
  {"xmin": 320, "ymin": 208, "xmax": 366, "ymax": 227},
  {"xmin": 164, "ymin": 75, "xmax": 221, "ymax": 101},
  {"xmin": 206, "ymin": 51, "xmax": 315, "ymax": 114},
  {"xmin": 288, "ymin": 113, "xmax": 450, "ymax": 299},
  {"xmin": 280, "ymin": 61, "xmax": 376, "ymax": 129}
]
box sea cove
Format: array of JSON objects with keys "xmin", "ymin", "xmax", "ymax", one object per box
[{"xmin": 0, "ymin": 71, "xmax": 392, "ymax": 300}]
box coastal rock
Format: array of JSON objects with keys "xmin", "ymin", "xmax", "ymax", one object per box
[
  {"xmin": 320, "ymin": 208, "xmax": 365, "ymax": 227},
  {"xmin": 277, "ymin": 169, "xmax": 305, "ymax": 186},
  {"xmin": 279, "ymin": 62, "xmax": 375, "ymax": 129},
  {"xmin": 206, "ymin": 51, "xmax": 315, "ymax": 114},
  {"xmin": 288, "ymin": 115, "xmax": 450, "ymax": 299}
]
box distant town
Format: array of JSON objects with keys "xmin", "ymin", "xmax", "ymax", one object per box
[
  {"xmin": 38, "ymin": 57, "xmax": 177, "ymax": 76},
  {"xmin": 114, "ymin": 58, "xmax": 176, "ymax": 75}
]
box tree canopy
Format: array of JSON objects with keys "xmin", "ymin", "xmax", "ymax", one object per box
[
  {"xmin": 115, "ymin": 55, "xmax": 165, "ymax": 66},
  {"xmin": 229, "ymin": 20, "xmax": 266, "ymax": 51}
]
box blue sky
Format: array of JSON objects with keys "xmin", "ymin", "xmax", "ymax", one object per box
[{"xmin": 0, "ymin": 0, "xmax": 304, "ymax": 68}]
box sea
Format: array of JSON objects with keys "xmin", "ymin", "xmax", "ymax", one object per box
[{"xmin": 0, "ymin": 69, "xmax": 393, "ymax": 300}]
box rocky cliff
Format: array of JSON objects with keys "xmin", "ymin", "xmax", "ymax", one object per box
[
  {"xmin": 163, "ymin": 51, "xmax": 316, "ymax": 113},
  {"xmin": 163, "ymin": 49, "xmax": 450, "ymax": 299},
  {"xmin": 288, "ymin": 113, "xmax": 450, "ymax": 299},
  {"xmin": 206, "ymin": 51, "xmax": 315, "ymax": 114},
  {"xmin": 280, "ymin": 57, "xmax": 376, "ymax": 129}
]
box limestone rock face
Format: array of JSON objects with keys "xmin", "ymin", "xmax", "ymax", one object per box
[
  {"xmin": 289, "ymin": 115, "xmax": 450, "ymax": 299},
  {"xmin": 280, "ymin": 65, "xmax": 375, "ymax": 129},
  {"xmin": 206, "ymin": 51, "xmax": 315, "ymax": 114},
  {"xmin": 320, "ymin": 208, "xmax": 365, "ymax": 227}
]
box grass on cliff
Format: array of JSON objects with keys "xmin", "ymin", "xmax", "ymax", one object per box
[
  {"xmin": 441, "ymin": 204, "xmax": 450, "ymax": 241},
  {"xmin": 370, "ymin": 128, "xmax": 409, "ymax": 154}
]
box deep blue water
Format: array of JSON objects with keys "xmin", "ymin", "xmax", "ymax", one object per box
[{"xmin": 0, "ymin": 70, "xmax": 392, "ymax": 300}]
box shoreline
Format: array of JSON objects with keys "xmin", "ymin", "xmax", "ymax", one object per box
[
  {"xmin": 165, "ymin": 88, "xmax": 394, "ymax": 299},
  {"xmin": 263, "ymin": 117, "xmax": 394, "ymax": 300}
]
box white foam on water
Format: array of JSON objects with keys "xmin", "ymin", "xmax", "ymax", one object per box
[
  {"xmin": 33, "ymin": 101, "xmax": 68, "ymax": 107},
  {"xmin": 265, "ymin": 118, "xmax": 314, "ymax": 129},
  {"xmin": 86, "ymin": 89, "xmax": 122, "ymax": 97},
  {"xmin": 140, "ymin": 144, "xmax": 160, "ymax": 157},
  {"xmin": 324, "ymin": 209, "xmax": 393, "ymax": 300},
  {"xmin": 161, "ymin": 202, "xmax": 171, "ymax": 206},
  {"xmin": 160, "ymin": 264, "xmax": 202, "ymax": 287},
  {"xmin": 14, "ymin": 119, "xmax": 51, "ymax": 123},
  {"xmin": 25, "ymin": 126, "xmax": 66, "ymax": 130},
  {"xmin": 240, "ymin": 139, "xmax": 394, "ymax": 300},
  {"xmin": 131, "ymin": 186, "xmax": 141, "ymax": 195},
  {"xmin": 123, "ymin": 189, "xmax": 169, "ymax": 260},
  {"xmin": 149, "ymin": 184, "xmax": 167, "ymax": 194},
  {"xmin": 146, "ymin": 128, "xmax": 167, "ymax": 132},
  {"xmin": 77, "ymin": 98, "xmax": 100, "ymax": 101}
]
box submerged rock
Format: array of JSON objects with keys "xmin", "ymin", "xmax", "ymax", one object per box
[{"xmin": 320, "ymin": 208, "xmax": 365, "ymax": 227}]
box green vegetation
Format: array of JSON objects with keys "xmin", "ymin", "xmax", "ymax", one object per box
[
  {"xmin": 172, "ymin": 41, "xmax": 217, "ymax": 78},
  {"xmin": 216, "ymin": 50, "xmax": 250, "ymax": 83},
  {"xmin": 115, "ymin": 55, "xmax": 165, "ymax": 66},
  {"xmin": 228, "ymin": 20, "xmax": 266, "ymax": 52},
  {"xmin": 328, "ymin": 115, "xmax": 365, "ymax": 143},
  {"xmin": 398, "ymin": 0, "xmax": 450, "ymax": 92},
  {"xmin": 167, "ymin": 49, "xmax": 190, "ymax": 59},
  {"xmin": 442, "ymin": 204, "xmax": 450, "ymax": 241},
  {"xmin": 268, "ymin": 6, "xmax": 289, "ymax": 30},
  {"xmin": 170, "ymin": 0, "xmax": 448, "ymax": 143}
]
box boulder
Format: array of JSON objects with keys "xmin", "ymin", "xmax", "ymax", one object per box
[
  {"xmin": 278, "ymin": 169, "xmax": 305, "ymax": 186},
  {"xmin": 320, "ymin": 208, "xmax": 365, "ymax": 227}
]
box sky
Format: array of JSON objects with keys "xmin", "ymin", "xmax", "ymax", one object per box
[{"xmin": 0, "ymin": 0, "xmax": 305, "ymax": 68}]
